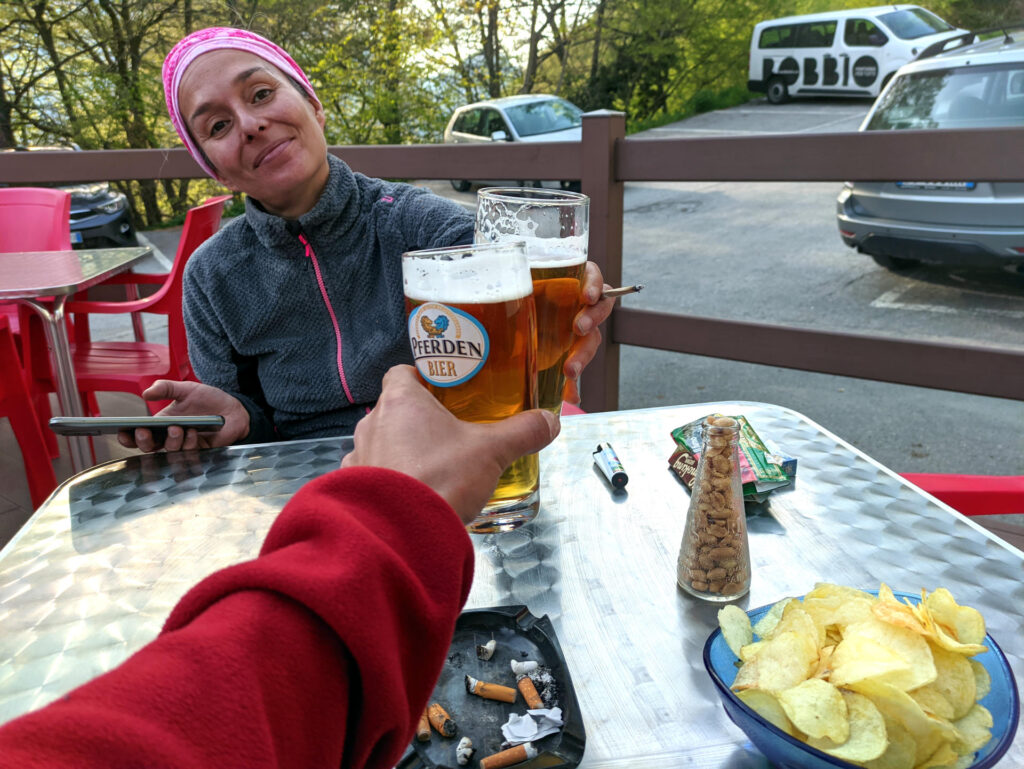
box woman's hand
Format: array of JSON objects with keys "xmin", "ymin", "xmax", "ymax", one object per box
[
  {"xmin": 118, "ymin": 380, "xmax": 250, "ymax": 452},
  {"xmin": 343, "ymin": 366, "xmax": 559, "ymax": 524},
  {"xmin": 562, "ymin": 261, "xmax": 616, "ymax": 405}
]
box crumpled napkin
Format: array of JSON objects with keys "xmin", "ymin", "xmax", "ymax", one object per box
[{"xmin": 500, "ymin": 707, "xmax": 564, "ymax": 745}]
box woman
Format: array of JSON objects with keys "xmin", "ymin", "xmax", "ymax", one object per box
[{"xmin": 131, "ymin": 27, "xmax": 612, "ymax": 452}]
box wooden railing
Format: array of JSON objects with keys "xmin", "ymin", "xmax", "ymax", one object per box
[{"xmin": 3, "ymin": 111, "xmax": 1022, "ymax": 408}]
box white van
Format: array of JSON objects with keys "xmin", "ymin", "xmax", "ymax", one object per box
[{"xmin": 748, "ymin": 5, "xmax": 969, "ymax": 104}]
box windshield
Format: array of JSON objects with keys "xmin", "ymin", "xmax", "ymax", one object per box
[
  {"xmin": 877, "ymin": 8, "xmax": 954, "ymax": 40},
  {"xmin": 504, "ymin": 99, "xmax": 582, "ymax": 137},
  {"xmin": 866, "ymin": 62, "xmax": 1024, "ymax": 130}
]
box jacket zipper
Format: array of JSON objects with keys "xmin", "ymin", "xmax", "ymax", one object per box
[{"xmin": 296, "ymin": 231, "xmax": 354, "ymax": 404}]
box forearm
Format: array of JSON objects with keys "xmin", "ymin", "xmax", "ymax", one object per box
[{"xmin": 0, "ymin": 468, "xmax": 474, "ymax": 769}]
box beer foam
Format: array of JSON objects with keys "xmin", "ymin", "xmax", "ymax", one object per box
[
  {"xmin": 404, "ymin": 248, "xmax": 533, "ymax": 303},
  {"xmin": 518, "ymin": 235, "xmax": 588, "ymax": 268}
]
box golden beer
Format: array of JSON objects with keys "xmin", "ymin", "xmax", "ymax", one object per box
[
  {"xmin": 402, "ymin": 242, "xmax": 540, "ymax": 532},
  {"xmin": 531, "ymin": 256, "xmax": 585, "ymax": 413},
  {"xmin": 475, "ymin": 187, "xmax": 589, "ymax": 415}
]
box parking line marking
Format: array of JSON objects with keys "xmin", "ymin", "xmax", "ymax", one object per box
[{"xmin": 871, "ymin": 286, "xmax": 1024, "ymax": 319}]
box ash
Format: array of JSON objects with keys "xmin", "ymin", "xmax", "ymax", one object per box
[{"xmin": 531, "ymin": 667, "xmax": 559, "ymax": 709}]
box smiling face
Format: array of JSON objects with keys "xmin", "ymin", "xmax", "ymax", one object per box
[{"xmin": 178, "ymin": 49, "xmax": 329, "ymax": 219}]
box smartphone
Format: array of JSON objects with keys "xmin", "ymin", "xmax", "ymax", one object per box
[{"xmin": 49, "ymin": 415, "xmax": 225, "ymax": 437}]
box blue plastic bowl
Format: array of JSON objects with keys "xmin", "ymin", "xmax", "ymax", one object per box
[{"xmin": 703, "ymin": 593, "xmax": 1020, "ymax": 769}]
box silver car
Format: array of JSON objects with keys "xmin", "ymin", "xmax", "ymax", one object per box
[
  {"xmin": 836, "ymin": 35, "xmax": 1024, "ymax": 270},
  {"xmin": 443, "ymin": 94, "xmax": 583, "ymax": 191}
]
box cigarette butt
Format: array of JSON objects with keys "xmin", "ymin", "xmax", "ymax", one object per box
[
  {"xmin": 601, "ymin": 283, "xmax": 643, "ymax": 299},
  {"xmin": 477, "ymin": 639, "xmax": 497, "ymax": 660},
  {"xmin": 416, "ymin": 708, "xmax": 431, "ymax": 741},
  {"xmin": 465, "ymin": 674, "xmax": 517, "ymax": 703},
  {"xmin": 517, "ymin": 676, "xmax": 544, "ymax": 709},
  {"xmin": 427, "ymin": 702, "xmax": 456, "ymax": 737},
  {"xmin": 480, "ymin": 742, "xmax": 538, "ymax": 769}
]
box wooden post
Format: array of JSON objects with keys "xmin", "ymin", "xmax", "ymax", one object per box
[{"xmin": 579, "ymin": 110, "xmax": 625, "ymax": 413}]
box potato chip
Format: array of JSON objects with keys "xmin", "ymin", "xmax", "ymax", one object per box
[
  {"xmin": 847, "ymin": 679, "xmax": 957, "ymax": 765},
  {"xmin": 811, "ymin": 644, "xmax": 836, "ymax": 680},
  {"xmin": 862, "ymin": 714, "xmax": 916, "ymax": 769},
  {"xmin": 834, "ymin": 618, "xmax": 937, "ymax": 691},
  {"xmin": 774, "ymin": 603, "xmax": 825, "ymax": 647},
  {"xmin": 732, "ymin": 631, "xmax": 818, "ymax": 693},
  {"xmin": 969, "ymin": 659, "xmax": 991, "ymax": 700},
  {"xmin": 924, "ymin": 589, "xmax": 986, "ymax": 646},
  {"xmin": 778, "ymin": 678, "xmax": 850, "ymax": 742},
  {"xmin": 831, "ymin": 635, "xmax": 910, "ymax": 687},
  {"xmin": 951, "ymin": 703, "xmax": 993, "ymax": 756},
  {"xmin": 718, "ymin": 604, "xmax": 753, "ymax": 658},
  {"xmin": 917, "ymin": 742, "xmax": 959, "ymax": 768},
  {"xmin": 915, "ymin": 643, "xmax": 976, "ymax": 719},
  {"xmin": 873, "ymin": 583, "xmax": 928, "ymax": 636},
  {"xmin": 806, "ymin": 690, "xmax": 888, "ymax": 763},
  {"xmin": 737, "ymin": 689, "xmax": 796, "ymax": 736},
  {"xmin": 910, "ymin": 688, "xmax": 955, "ymax": 721},
  {"xmin": 752, "ymin": 597, "xmax": 793, "ymax": 639}
]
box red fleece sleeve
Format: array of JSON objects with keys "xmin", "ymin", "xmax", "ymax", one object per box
[{"xmin": 0, "ymin": 467, "xmax": 475, "ymax": 769}]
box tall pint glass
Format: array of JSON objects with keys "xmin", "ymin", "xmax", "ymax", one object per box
[
  {"xmin": 475, "ymin": 188, "xmax": 589, "ymax": 414},
  {"xmin": 402, "ymin": 241, "xmax": 540, "ymax": 533}
]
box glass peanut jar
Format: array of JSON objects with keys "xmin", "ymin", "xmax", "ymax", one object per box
[{"xmin": 676, "ymin": 416, "xmax": 751, "ymax": 601}]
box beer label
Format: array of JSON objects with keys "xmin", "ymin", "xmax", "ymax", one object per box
[{"xmin": 408, "ymin": 302, "xmax": 490, "ymax": 387}]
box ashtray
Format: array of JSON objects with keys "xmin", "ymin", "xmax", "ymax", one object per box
[{"xmin": 399, "ymin": 605, "xmax": 586, "ymax": 769}]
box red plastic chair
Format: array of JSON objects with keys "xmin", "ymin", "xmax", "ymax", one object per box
[
  {"xmin": 21, "ymin": 195, "xmax": 231, "ymax": 415},
  {"xmin": 0, "ymin": 316, "xmax": 57, "ymax": 509},
  {"xmin": 0, "ymin": 188, "xmax": 72, "ymax": 455},
  {"xmin": 63, "ymin": 195, "xmax": 232, "ymax": 412},
  {"xmin": 901, "ymin": 473, "xmax": 1024, "ymax": 517}
]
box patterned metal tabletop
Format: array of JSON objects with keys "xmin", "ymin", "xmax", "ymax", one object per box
[{"xmin": 0, "ymin": 402, "xmax": 1020, "ymax": 768}]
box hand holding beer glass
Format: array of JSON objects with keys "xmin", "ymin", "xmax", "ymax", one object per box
[
  {"xmin": 475, "ymin": 188, "xmax": 589, "ymax": 414},
  {"xmin": 402, "ymin": 241, "xmax": 540, "ymax": 533}
]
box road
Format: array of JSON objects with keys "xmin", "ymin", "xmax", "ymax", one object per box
[{"xmin": 422, "ymin": 98, "xmax": 1024, "ymax": 475}]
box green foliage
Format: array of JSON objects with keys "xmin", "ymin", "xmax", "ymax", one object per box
[{"xmin": 1, "ymin": 0, "xmax": 989, "ymax": 223}]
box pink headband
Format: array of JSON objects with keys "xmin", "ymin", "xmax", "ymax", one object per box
[{"xmin": 162, "ymin": 27, "xmax": 321, "ymax": 178}]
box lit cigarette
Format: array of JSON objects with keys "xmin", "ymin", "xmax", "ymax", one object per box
[
  {"xmin": 416, "ymin": 708, "xmax": 431, "ymax": 742},
  {"xmin": 517, "ymin": 676, "xmax": 544, "ymax": 709},
  {"xmin": 477, "ymin": 639, "xmax": 497, "ymax": 660},
  {"xmin": 480, "ymin": 741, "xmax": 538, "ymax": 769},
  {"xmin": 601, "ymin": 283, "xmax": 643, "ymax": 299},
  {"xmin": 465, "ymin": 674, "xmax": 517, "ymax": 703},
  {"xmin": 427, "ymin": 702, "xmax": 456, "ymax": 737}
]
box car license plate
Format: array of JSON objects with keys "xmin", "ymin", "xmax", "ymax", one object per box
[
  {"xmin": 70, "ymin": 231, "xmax": 83, "ymax": 244},
  {"xmin": 895, "ymin": 181, "xmax": 976, "ymax": 191}
]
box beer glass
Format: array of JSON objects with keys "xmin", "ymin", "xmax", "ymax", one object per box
[
  {"xmin": 402, "ymin": 241, "xmax": 540, "ymax": 533},
  {"xmin": 475, "ymin": 188, "xmax": 589, "ymax": 414}
]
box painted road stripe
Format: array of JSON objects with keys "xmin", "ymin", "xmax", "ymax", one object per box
[{"xmin": 871, "ymin": 286, "xmax": 1024, "ymax": 319}]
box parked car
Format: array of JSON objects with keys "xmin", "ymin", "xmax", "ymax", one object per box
[
  {"xmin": 836, "ymin": 34, "xmax": 1024, "ymax": 270},
  {"xmin": 442, "ymin": 94, "xmax": 583, "ymax": 191},
  {"xmin": 0, "ymin": 145, "xmax": 139, "ymax": 249},
  {"xmin": 748, "ymin": 5, "xmax": 967, "ymax": 104}
]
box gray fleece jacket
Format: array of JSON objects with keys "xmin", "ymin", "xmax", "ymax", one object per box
[{"xmin": 182, "ymin": 154, "xmax": 473, "ymax": 443}]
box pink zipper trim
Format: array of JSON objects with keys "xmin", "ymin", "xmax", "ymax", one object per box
[{"xmin": 298, "ymin": 233, "xmax": 354, "ymax": 404}]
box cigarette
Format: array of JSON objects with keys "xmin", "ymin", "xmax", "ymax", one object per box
[
  {"xmin": 456, "ymin": 736, "xmax": 475, "ymax": 765},
  {"xmin": 601, "ymin": 283, "xmax": 643, "ymax": 299},
  {"xmin": 517, "ymin": 676, "xmax": 544, "ymax": 709},
  {"xmin": 480, "ymin": 742, "xmax": 538, "ymax": 769},
  {"xmin": 510, "ymin": 659, "xmax": 538, "ymax": 676},
  {"xmin": 427, "ymin": 702, "xmax": 456, "ymax": 737},
  {"xmin": 465, "ymin": 674, "xmax": 517, "ymax": 703},
  {"xmin": 416, "ymin": 708, "xmax": 431, "ymax": 742},
  {"xmin": 477, "ymin": 639, "xmax": 497, "ymax": 660}
]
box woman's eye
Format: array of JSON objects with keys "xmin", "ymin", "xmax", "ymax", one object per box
[
  {"xmin": 254, "ymin": 87, "xmax": 272, "ymax": 102},
  {"xmin": 209, "ymin": 119, "xmax": 228, "ymax": 137}
]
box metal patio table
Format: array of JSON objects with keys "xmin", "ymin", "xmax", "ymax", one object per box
[
  {"xmin": 0, "ymin": 246, "xmax": 151, "ymax": 472},
  {"xmin": 0, "ymin": 401, "xmax": 1020, "ymax": 767}
]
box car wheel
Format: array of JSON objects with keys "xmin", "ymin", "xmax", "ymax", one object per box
[
  {"xmin": 450, "ymin": 180, "xmax": 471, "ymax": 192},
  {"xmin": 870, "ymin": 254, "xmax": 920, "ymax": 271},
  {"xmin": 766, "ymin": 77, "xmax": 789, "ymax": 105}
]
